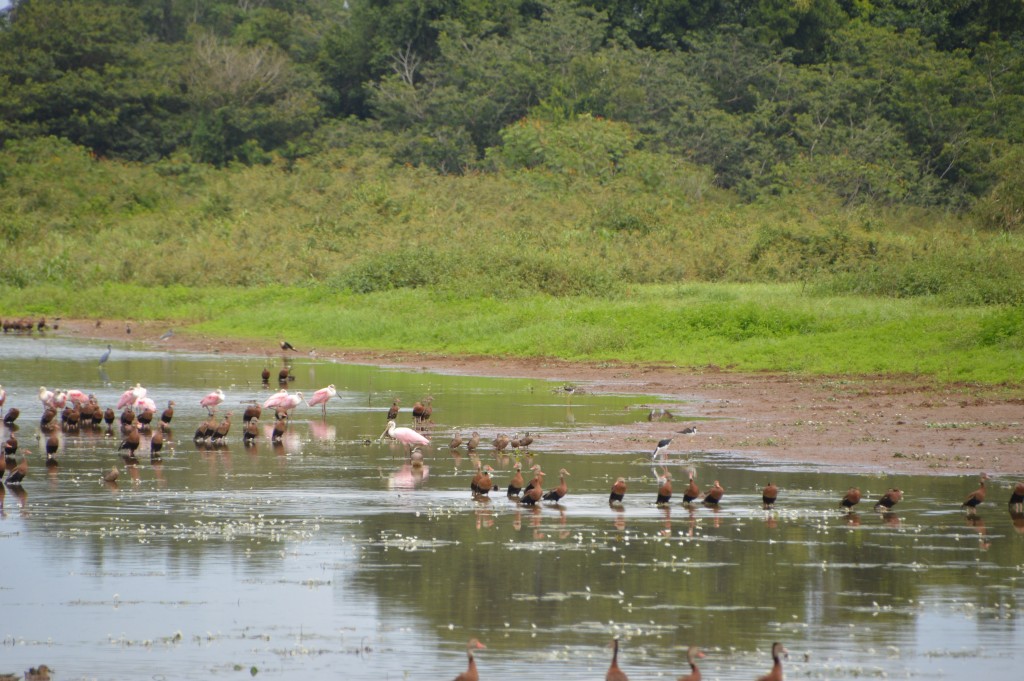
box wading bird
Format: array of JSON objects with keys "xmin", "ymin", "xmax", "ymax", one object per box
[
  {"xmin": 962, "ymin": 472, "xmax": 989, "ymax": 513},
  {"xmin": 543, "ymin": 468, "xmax": 570, "ymax": 503},
  {"xmin": 702, "ymin": 480, "xmax": 724, "ymax": 506},
  {"xmin": 380, "ymin": 420, "xmax": 430, "ymax": 452},
  {"xmin": 656, "ymin": 470, "xmax": 672, "ymax": 505},
  {"xmin": 306, "ymin": 385, "xmax": 337, "ymax": 417},
  {"xmin": 682, "ymin": 468, "xmax": 699, "ymax": 504},
  {"xmin": 506, "ymin": 462, "xmax": 524, "ymax": 498},
  {"xmin": 200, "ymin": 388, "xmax": 226, "ymax": 415},
  {"xmin": 762, "ymin": 482, "xmax": 779, "ymax": 509},
  {"xmin": 386, "ymin": 398, "xmax": 401, "ymax": 421},
  {"xmin": 841, "ymin": 487, "xmax": 862, "ymax": 511},
  {"xmin": 651, "ymin": 437, "xmax": 672, "ymax": 461},
  {"xmin": 606, "ymin": 638, "xmax": 629, "ymax": 681},
  {"xmin": 98, "ymin": 344, "xmax": 112, "ymax": 366},
  {"xmin": 280, "ymin": 340, "xmax": 297, "ymax": 352},
  {"xmin": 873, "ymin": 488, "xmax": 903, "ymax": 511},
  {"xmin": 756, "ymin": 642, "xmax": 788, "ymax": 681},
  {"xmin": 609, "ymin": 477, "xmax": 627, "ymax": 505},
  {"xmin": 453, "ymin": 639, "xmax": 485, "ymax": 681}
]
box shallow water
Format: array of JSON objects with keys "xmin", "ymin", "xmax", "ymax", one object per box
[{"xmin": 0, "ymin": 335, "xmax": 1021, "ymax": 679}]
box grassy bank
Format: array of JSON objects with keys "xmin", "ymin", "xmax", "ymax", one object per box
[{"xmin": 3, "ymin": 283, "xmax": 1021, "ymax": 384}]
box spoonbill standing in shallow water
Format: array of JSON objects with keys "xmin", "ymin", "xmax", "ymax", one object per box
[
  {"xmin": 380, "ymin": 420, "xmax": 430, "ymax": 452},
  {"xmin": 200, "ymin": 388, "xmax": 226, "ymax": 415},
  {"xmin": 306, "ymin": 385, "xmax": 337, "ymax": 417}
]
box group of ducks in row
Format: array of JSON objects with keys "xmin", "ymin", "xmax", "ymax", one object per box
[{"xmin": 452, "ymin": 638, "xmax": 788, "ymax": 681}]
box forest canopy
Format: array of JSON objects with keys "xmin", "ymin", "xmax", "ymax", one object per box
[{"xmin": 1, "ymin": 0, "xmax": 1022, "ymax": 224}]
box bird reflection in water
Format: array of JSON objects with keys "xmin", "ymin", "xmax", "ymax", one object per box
[
  {"xmin": 309, "ymin": 421, "xmax": 336, "ymax": 441},
  {"xmin": 966, "ymin": 515, "xmax": 991, "ymax": 550},
  {"xmin": 612, "ymin": 506, "xmax": 626, "ymax": 532},
  {"xmin": 880, "ymin": 511, "xmax": 901, "ymax": 528},
  {"xmin": 388, "ymin": 462, "xmax": 429, "ymax": 490},
  {"xmin": 1009, "ymin": 509, "xmax": 1024, "ymax": 535},
  {"xmin": 659, "ymin": 504, "xmax": 672, "ymax": 537},
  {"xmin": 474, "ymin": 506, "xmax": 495, "ymax": 530}
]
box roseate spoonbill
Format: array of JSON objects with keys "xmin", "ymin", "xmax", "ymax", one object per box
[
  {"xmin": 606, "ymin": 638, "xmax": 629, "ymax": 681},
  {"xmin": 762, "ymin": 481, "xmax": 779, "ymax": 509},
  {"xmin": 276, "ymin": 392, "xmax": 304, "ymax": 418},
  {"xmin": 98, "ymin": 344, "xmax": 112, "ymax": 366},
  {"xmin": 656, "ymin": 471, "xmax": 672, "ymax": 505},
  {"xmin": 200, "ymin": 388, "xmax": 226, "ymax": 414},
  {"xmin": 507, "ymin": 462, "xmax": 524, "ymax": 497},
  {"xmin": 651, "ymin": 437, "xmax": 672, "ymax": 461},
  {"xmin": 1011, "ymin": 481, "xmax": 1024, "ymax": 512},
  {"xmin": 38, "ymin": 386, "xmax": 55, "ymax": 408},
  {"xmin": 380, "ymin": 420, "xmax": 430, "ymax": 451},
  {"xmin": 307, "ymin": 385, "xmax": 337, "ymax": 417},
  {"xmin": 873, "ymin": 488, "xmax": 903, "ymax": 511},
  {"xmin": 280, "ymin": 340, "xmax": 297, "ymax": 351},
  {"xmin": 841, "ymin": 487, "xmax": 862, "ymax": 511},
  {"xmin": 263, "ymin": 389, "xmax": 290, "ymax": 409},
  {"xmin": 66, "ymin": 389, "xmax": 88, "ymax": 407},
  {"xmin": 116, "ymin": 384, "xmax": 142, "ymax": 410},
  {"xmin": 135, "ymin": 396, "xmax": 156, "ymax": 415},
  {"xmin": 386, "ymin": 398, "xmax": 400, "ymax": 421},
  {"xmin": 703, "ymin": 480, "xmax": 724, "ymax": 506},
  {"xmin": 963, "ymin": 472, "xmax": 989, "ymax": 513},
  {"xmin": 676, "ymin": 646, "xmax": 705, "ymax": 681},
  {"xmin": 543, "ymin": 468, "xmax": 570, "ymax": 502},
  {"xmin": 609, "ymin": 477, "xmax": 627, "ymax": 504},
  {"xmin": 453, "ymin": 639, "xmax": 485, "ymax": 681},
  {"xmin": 757, "ymin": 642, "xmax": 788, "ymax": 681},
  {"xmin": 0, "ymin": 385, "xmax": 5, "ymax": 407}
]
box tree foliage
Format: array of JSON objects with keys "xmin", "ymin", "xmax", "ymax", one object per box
[{"xmin": 0, "ymin": 0, "xmax": 1022, "ymax": 214}]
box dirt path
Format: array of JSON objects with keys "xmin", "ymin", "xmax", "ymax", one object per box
[{"xmin": 53, "ymin": 319, "xmax": 1024, "ymax": 477}]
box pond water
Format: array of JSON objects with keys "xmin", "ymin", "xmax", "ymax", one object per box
[{"xmin": 0, "ymin": 336, "xmax": 1021, "ymax": 680}]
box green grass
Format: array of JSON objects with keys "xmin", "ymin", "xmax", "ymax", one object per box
[{"xmin": 3, "ymin": 282, "xmax": 1021, "ymax": 385}]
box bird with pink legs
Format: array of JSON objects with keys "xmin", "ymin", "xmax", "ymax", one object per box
[
  {"xmin": 200, "ymin": 388, "xmax": 226, "ymax": 415},
  {"xmin": 379, "ymin": 420, "xmax": 430, "ymax": 453},
  {"xmin": 306, "ymin": 385, "xmax": 337, "ymax": 417}
]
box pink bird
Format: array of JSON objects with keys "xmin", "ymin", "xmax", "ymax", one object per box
[
  {"xmin": 262, "ymin": 389, "xmax": 290, "ymax": 410},
  {"xmin": 200, "ymin": 388, "xmax": 226, "ymax": 414},
  {"xmin": 380, "ymin": 420, "xmax": 430, "ymax": 451},
  {"xmin": 38, "ymin": 386, "xmax": 55, "ymax": 407},
  {"xmin": 50, "ymin": 390, "xmax": 67, "ymax": 409},
  {"xmin": 0, "ymin": 385, "xmax": 5, "ymax": 408},
  {"xmin": 66, "ymin": 389, "xmax": 89, "ymax": 407},
  {"xmin": 277, "ymin": 391, "xmax": 304, "ymax": 417},
  {"xmin": 116, "ymin": 383, "xmax": 146, "ymax": 410},
  {"xmin": 135, "ymin": 396, "xmax": 157, "ymax": 414},
  {"xmin": 306, "ymin": 385, "xmax": 337, "ymax": 416}
]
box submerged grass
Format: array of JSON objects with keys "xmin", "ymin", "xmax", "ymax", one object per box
[{"xmin": 3, "ymin": 283, "xmax": 1020, "ymax": 384}]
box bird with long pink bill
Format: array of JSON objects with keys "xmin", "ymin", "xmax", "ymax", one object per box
[
  {"xmin": 380, "ymin": 420, "xmax": 430, "ymax": 452},
  {"xmin": 200, "ymin": 388, "xmax": 225, "ymax": 415},
  {"xmin": 306, "ymin": 385, "xmax": 337, "ymax": 417}
]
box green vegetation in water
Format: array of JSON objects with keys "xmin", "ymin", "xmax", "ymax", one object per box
[{"xmin": 3, "ymin": 283, "xmax": 1021, "ymax": 385}]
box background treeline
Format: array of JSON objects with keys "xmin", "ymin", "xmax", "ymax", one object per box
[{"xmin": 1, "ymin": 0, "xmax": 1022, "ymax": 221}]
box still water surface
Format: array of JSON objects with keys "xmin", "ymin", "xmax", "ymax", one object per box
[{"xmin": 0, "ymin": 336, "xmax": 1021, "ymax": 679}]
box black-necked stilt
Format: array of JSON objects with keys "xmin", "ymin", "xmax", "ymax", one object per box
[{"xmin": 651, "ymin": 437, "xmax": 672, "ymax": 461}]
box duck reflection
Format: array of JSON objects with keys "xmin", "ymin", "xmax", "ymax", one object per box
[{"xmin": 966, "ymin": 514, "xmax": 991, "ymax": 550}]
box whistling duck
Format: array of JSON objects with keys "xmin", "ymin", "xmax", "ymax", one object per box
[
  {"xmin": 242, "ymin": 402, "xmax": 262, "ymax": 424},
  {"xmin": 449, "ymin": 430, "xmax": 463, "ymax": 450},
  {"xmin": 45, "ymin": 451, "xmax": 58, "ymax": 470},
  {"xmin": 682, "ymin": 468, "xmax": 699, "ymax": 504},
  {"xmin": 606, "ymin": 638, "xmax": 629, "ymax": 681},
  {"xmin": 470, "ymin": 461, "xmax": 486, "ymax": 495},
  {"xmin": 656, "ymin": 471, "xmax": 673, "ymax": 505},
  {"xmin": 3, "ymin": 435, "xmax": 16, "ymax": 458},
  {"xmin": 194, "ymin": 415, "xmax": 217, "ymax": 441},
  {"xmin": 651, "ymin": 437, "xmax": 673, "ymax": 461},
  {"xmin": 2, "ymin": 407, "xmax": 18, "ymax": 425},
  {"xmin": 520, "ymin": 469, "xmax": 545, "ymax": 505},
  {"xmin": 280, "ymin": 340, "xmax": 297, "ymax": 351},
  {"xmin": 161, "ymin": 400, "xmax": 175, "ymax": 426},
  {"xmin": 507, "ymin": 462, "xmax": 524, "ymax": 497},
  {"xmin": 676, "ymin": 646, "xmax": 705, "ymax": 681},
  {"xmin": 473, "ymin": 465, "xmax": 496, "ymax": 497},
  {"xmin": 210, "ymin": 412, "xmax": 232, "ymax": 444},
  {"xmin": 40, "ymin": 407, "xmax": 57, "ymax": 431},
  {"xmin": 118, "ymin": 425, "xmax": 141, "ymax": 455},
  {"xmin": 702, "ymin": 480, "xmax": 724, "ymax": 506},
  {"xmin": 411, "ymin": 396, "xmax": 433, "ymax": 425},
  {"xmin": 841, "ymin": 487, "xmax": 862, "ymax": 511},
  {"xmin": 466, "ymin": 431, "xmax": 480, "ymax": 452},
  {"xmin": 243, "ymin": 419, "xmax": 259, "ymax": 445},
  {"xmin": 102, "ymin": 466, "xmax": 120, "ymax": 483},
  {"xmin": 261, "ymin": 367, "xmax": 271, "ymax": 383},
  {"xmin": 492, "ymin": 433, "xmax": 510, "ymax": 452},
  {"xmin": 610, "ymin": 477, "xmax": 627, "ymax": 504},
  {"xmin": 5, "ymin": 451, "xmax": 28, "ymax": 485},
  {"xmin": 962, "ymin": 473, "xmax": 990, "ymax": 512},
  {"xmin": 103, "ymin": 407, "xmax": 115, "ymax": 430},
  {"xmin": 873, "ymin": 488, "xmax": 903, "ymax": 511},
  {"xmin": 150, "ymin": 429, "xmax": 164, "ymax": 456},
  {"xmin": 411, "ymin": 400, "xmax": 426, "ymax": 423},
  {"xmin": 543, "ymin": 468, "xmax": 570, "ymax": 502},
  {"xmin": 756, "ymin": 642, "xmax": 788, "ymax": 681},
  {"xmin": 381, "ymin": 420, "xmax": 431, "ymax": 450},
  {"xmin": 119, "ymin": 407, "xmax": 135, "ymax": 430},
  {"xmin": 387, "ymin": 398, "xmax": 401, "ymax": 421},
  {"xmin": 45, "ymin": 433, "xmax": 59, "ymax": 456},
  {"xmin": 136, "ymin": 407, "xmax": 154, "ymax": 431},
  {"xmin": 271, "ymin": 418, "xmax": 286, "ymax": 443},
  {"xmin": 1010, "ymin": 481, "xmax": 1024, "ymax": 512},
  {"xmin": 453, "ymin": 639, "xmax": 485, "ymax": 681},
  {"xmin": 23, "ymin": 665, "xmax": 52, "ymax": 681},
  {"xmin": 762, "ymin": 482, "xmax": 779, "ymax": 509}
]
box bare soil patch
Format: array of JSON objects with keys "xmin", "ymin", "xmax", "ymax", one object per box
[{"xmin": 55, "ymin": 319, "xmax": 1024, "ymax": 477}]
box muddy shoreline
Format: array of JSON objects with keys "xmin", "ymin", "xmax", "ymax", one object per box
[{"xmin": 49, "ymin": 318, "xmax": 1024, "ymax": 477}]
